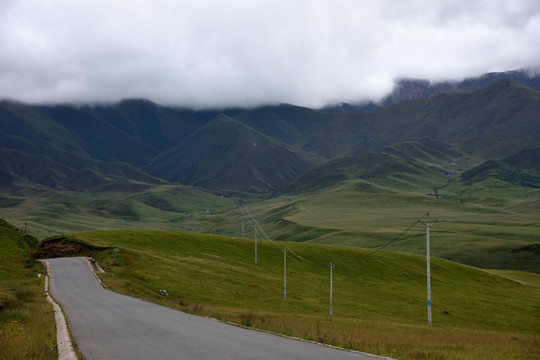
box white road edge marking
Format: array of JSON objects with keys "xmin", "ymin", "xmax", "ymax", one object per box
[
  {"xmin": 40, "ymin": 260, "xmax": 78, "ymax": 360},
  {"xmin": 84, "ymin": 256, "xmax": 108, "ymax": 289}
]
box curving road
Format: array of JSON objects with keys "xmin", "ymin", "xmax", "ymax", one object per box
[{"xmin": 46, "ymin": 257, "xmax": 386, "ymax": 360}]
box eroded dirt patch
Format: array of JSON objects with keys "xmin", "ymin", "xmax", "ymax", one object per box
[{"xmin": 34, "ymin": 237, "xmax": 110, "ymax": 258}]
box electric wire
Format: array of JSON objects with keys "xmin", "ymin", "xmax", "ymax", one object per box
[
  {"xmin": 363, "ymin": 219, "xmax": 422, "ymax": 257},
  {"xmin": 240, "ymin": 201, "xmax": 430, "ymax": 269}
]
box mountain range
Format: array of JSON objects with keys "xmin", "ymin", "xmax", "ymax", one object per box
[
  {"xmin": 1, "ymin": 70, "xmax": 539, "ymax": 273},
  {"xmin": 1, "ymin": 76, "xmax": 539, "ymax": 196}
]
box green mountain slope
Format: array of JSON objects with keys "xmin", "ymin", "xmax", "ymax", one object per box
[
  {"xmin": 267, "ymin": 145, "xmax": 539, "ymax": 273},
  {"xmin": 457, "ymin": 148, "xmax": 540, "ymax": 210},
  {"xmin": 0, "ymin": 99, "xmax": 231, "ymax": 189},
  {"xmin": 233, "ymin": 80, "xmax": 540, "ymax": 161},
  {"xmin": 0, "ymin": 148, "xmax": 164, "ymax": 191},
  {"xmin": 370, "ymin": 80, "xmax": 540, "ymax": 158},
  {"xmin": 31, "ymin": 100, "xmax": 233, "ymax": 164},
  {"xmin": 384, "ymin": 137, "xmax": 461, "ymax": 165},
  {"xmin": 234, "ymin": 104, "xmax": 334, "ymax": 155},
  {"xmin": 2, "ymin": 80, "xmax": 539, "ymax": 195},
  {"xmin": 147, "ymin": 114, "xmax": 316, "ymax": 195},
  {"xmin": 281, "ymin": 152, "xmax": 448, "ymax": 195},
  {"xmin": 502, "ymin": 147, "xmax": 540, "ymax": 173},
  {"xmin": 461, "ymin": 160, "xmax": 540, "ymax": 188},
  {"xmin": 0, "ymin": 182, "xmax": 237, "ymax": 239}
]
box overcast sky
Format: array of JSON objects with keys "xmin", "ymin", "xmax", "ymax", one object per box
[{"xmin": 1, "ymin": 0, "xmax": 539, "ymax": 109}]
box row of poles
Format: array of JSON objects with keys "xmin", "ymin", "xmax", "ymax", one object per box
[{"xmin": 240, "ymin": 201, "xmax": 436, "ymax": 325}]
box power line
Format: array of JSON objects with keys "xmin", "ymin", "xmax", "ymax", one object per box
[
  {"xmin": 241, "ymin": 201, "xmax": 429, "ymax": 269},
  {"xmin": 241, "ymin": 201, "xmax": 431, "ymax": 270},
  {"xmin": 363, "ymin": 219, "xmax": 421, "ymax": 257},
  {"xmin": 240, "ymin": 201, "xmax": 330, "ymax": 267},
  {"xmin": 240, "ymin": 202, "xmax": 439, "ymax": 322},
  {"xmin": 240, "ymin": 201, "xmax": 282, "ymax": 248}
]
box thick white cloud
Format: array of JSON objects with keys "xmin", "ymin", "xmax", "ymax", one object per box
[{"xmin": 1, "ymin": 0, "xmax": 539, "ymax": 108}]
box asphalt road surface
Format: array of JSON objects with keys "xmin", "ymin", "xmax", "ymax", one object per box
[{"xmin": 46, "ymin": 257, "xmax": 385, "ymax": 360}]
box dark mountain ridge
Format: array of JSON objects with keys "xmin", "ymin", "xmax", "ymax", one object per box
[
  {"xmin": 1, "ymin": 79, "xmax": 539, "ymax": 195},
  {"xmin": 366, "ymin": 80, "xmax": 540, "ymax": 158}
]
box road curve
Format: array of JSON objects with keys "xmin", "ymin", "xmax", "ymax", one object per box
[{"xmin": 46, "ymin": 257, "xmax": 386, "ymax": 360}]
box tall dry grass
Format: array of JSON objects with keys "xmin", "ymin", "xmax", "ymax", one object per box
[
  {"xmin": 162, "ymin": 298, "xmax": 539, "ymax": 360},
  {"xmin": 0, "ymin": 275, "xmax": 57, "ymax": 360}
]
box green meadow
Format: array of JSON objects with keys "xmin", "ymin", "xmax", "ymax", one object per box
[
  {"xmin": 2, "ymin": 173, "xmax": 538, "ymax": 274},
  {"xmin": 57, "ymin": 229, "xmax": 539, "ymax": 360},
  {"xmin": 238, "ymin": 178, "xmax": 540, "ymax": 273},
  {"xmin": 0, "ymin": 184, "xmax": 236, "ymax": 239},
  {"xmin": 0, "ymin": 220, "xmax": 56, "ymax": 360},
  {"xmin": 1, "ymin": 148, "xmax": 538, "ymax": 358}
]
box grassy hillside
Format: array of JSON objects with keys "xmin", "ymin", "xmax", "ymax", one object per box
[
  {"xmin": 0, "ymin": 146, "xmax": 165, "ymax": 191},
  {"xmin": 234, "ymin": 104, "xmax": 331, "ymax": 150},
  {"xmin": 0, "ymin": 183, "xmax": 236, "ymax": 239},
  {"xmin": 2, "ymin": 155, "xmax": 538, "ymax": 274},
  {"xmin": 281, "ymin": 152, "xmax": 449, "ymax": 195},
  {"xmin": 503, "ymin": 147, "xmax": 540, "ymax": 173},
  {"xmin": 0, "ymin": 219, "xmax": 56, "ymax": 360},
  {"xmin": 147, "ymin": 114, "xmax": 316, "ymax": 195},
  {"xmin": 353, "ymin": 80, "xmax": 539, "ymax": 160},
  {"xmin": 384, "ymin": 137, "xmax": 462, "ymax": 167},
  {"xmin": 251, "ymin": 178, "xmax": 540, "ymax": 273},
  {"xmin": 56, "ymin": 230, "xmax": 539, "ymax": 360}
]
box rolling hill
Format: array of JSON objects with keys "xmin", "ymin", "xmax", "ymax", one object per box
[{"xmin": 281, "ymin": 152, "xmax": 448, "ymax": 195}]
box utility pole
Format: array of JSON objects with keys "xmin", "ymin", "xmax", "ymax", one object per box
[
  {"xmin": 240, "ymin": 202, "xmax": 245, "ymax": 238},
  {"xmin": 329, "ymin": 259, "xmax": 336, "ymax": 317},
  {"xmin": 419, "ymin": 212, "xmax": 437, "ymax": 326},
  {"xmin": 283, "ymin": 247, "xmax": 287, "ymax": 300},
  {"xmin": 254, "ymin": 224, "xmax": 258, "ymax": 265}
]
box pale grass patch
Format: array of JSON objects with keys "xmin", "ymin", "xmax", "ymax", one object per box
[{"xmin": 172, "ymin": 303, "xmax": 539, "ymax": 360}]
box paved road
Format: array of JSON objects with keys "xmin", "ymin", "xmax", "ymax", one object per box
[{"xmin": 46, "ymin": 257, "xmax": 385, "ymax": 360}]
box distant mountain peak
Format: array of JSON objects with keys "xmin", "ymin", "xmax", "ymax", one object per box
[
  {"xmin": 208, "ymin": 113, "xmax": 235, "ymax": 124},
  {"xmin": 383, "ymin": 69, "xmax": 540, "ymax": 106}
]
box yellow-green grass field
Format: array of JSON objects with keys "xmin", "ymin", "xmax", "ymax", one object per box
[
  {"xmin": 3, "ymin": 177, "xmax": 537, "ymax": 273},
  {"xmin": 245, "ymin": 181, "xmax": 540, "ymax": 273},
  {"xmin": 61, "ymin": 229, "xmax": 539, "ymax": 360}
]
